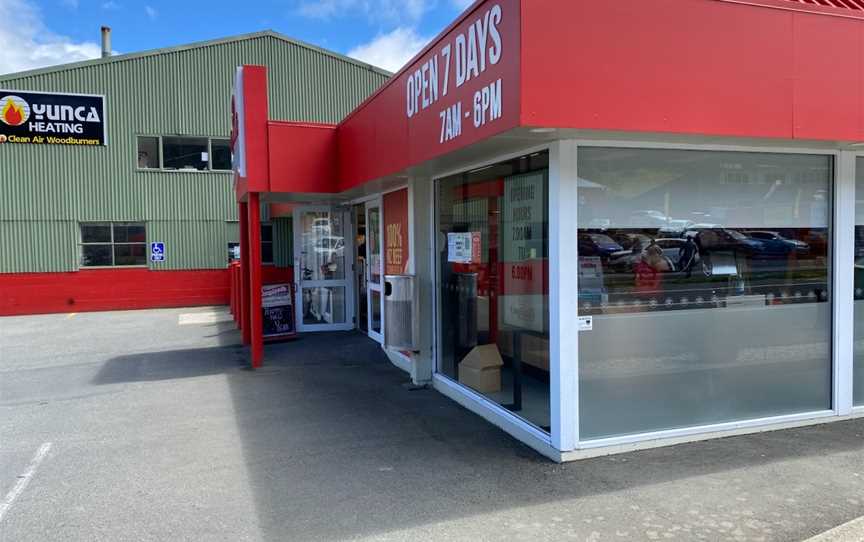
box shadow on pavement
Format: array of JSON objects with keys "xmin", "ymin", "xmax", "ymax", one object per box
[{"xmin": 92, "ymin": 331, "xmax": 864, "ymax": 541}]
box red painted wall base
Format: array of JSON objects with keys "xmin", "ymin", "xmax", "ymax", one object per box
[{"xmin": 0, "ymin": 269, "xmax": 232, "ymax": 317}]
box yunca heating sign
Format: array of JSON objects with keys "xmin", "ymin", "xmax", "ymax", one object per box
[{"xmin": 0, "ymin": 90, "xmax": 106, "ymax": 146}]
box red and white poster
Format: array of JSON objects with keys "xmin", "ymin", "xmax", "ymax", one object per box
[{"xmin": 383, "ymin": 188, "xmax": 410, "ymax": 275}]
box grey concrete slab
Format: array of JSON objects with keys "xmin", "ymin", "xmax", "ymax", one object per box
[{"xmin": 1, "ymin": 307, "xmax": 863, "ymax": 541}]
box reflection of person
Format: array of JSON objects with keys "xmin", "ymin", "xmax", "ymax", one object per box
[
  {"xmin": 678, "ymin": 237, "xmax": 698, "ymax": 277},
  {"xmin": 634, "ymin": 243, "xmax": 669, "ymax": 294}
]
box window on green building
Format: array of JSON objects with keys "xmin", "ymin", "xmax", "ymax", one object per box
[
  {"xmin": 162, "ymin": 136, "xmax": 209, "ymax": 171},
  {"xmin": 80, "ymin": 222, "xmax": 147, "ymax": 267},
  {"xmin": 211, "ymin": 139, "xmax": 232, "ymax": 171},
  {"xmin": 136, "ymin": 136, "xmax": 233, "ymax": 172}
]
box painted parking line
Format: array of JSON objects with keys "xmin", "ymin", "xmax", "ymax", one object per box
[{"xmin": 0, "ymin": 442, "xmax": 52, "ymax": 524}]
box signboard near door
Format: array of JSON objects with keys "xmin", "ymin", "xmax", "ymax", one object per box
[
  {"xmin": 262, "ymin": 283, "xmax": 296, "ymax": 339},
  {"xmin": 383, "ymin": 188, "xmax": 410, "ymax": 275}
]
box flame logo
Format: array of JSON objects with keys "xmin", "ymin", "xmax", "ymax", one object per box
[{"xmin": 1, "ymin": 96, "xmax": 30, "ymax": 127}]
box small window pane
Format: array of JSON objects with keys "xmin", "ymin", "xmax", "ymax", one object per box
[
  {"xmin": 114, "ymin": 244, "xmax": 147, "ymax": 266},
  {"xmin": 162, "ymin": 137, "xmax": 209, "ymax": 171},
  {"xmin": 262, "ymin": 243, "xmax": 274, "ymax": 264},
  {"xmin": 81, "ymin": 223, "xmax": 111, "ymax": 243},
  {"xmin": 113, "ymin": 223, "xmax": 146, "ymax": 243},
  {"xmin": 212, "ymin": 139, "xmax": 232, "ymax": 171},
  {"xmin": 228, "ymin": 242, "xmax": 240, "ymax": 263},
  {"xmin": 81, "ymin": 245, "xmax": 112, "ymax": 266},
  {"xmin": 137, "ymin": 136, "xmax": 159, "ymax": 169},
  {"xmin": 261, "ymin": 224, "xmax": 273, "ymax": 243}
]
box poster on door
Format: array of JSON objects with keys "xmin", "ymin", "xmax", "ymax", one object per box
[
  {"xmin": 499, "ymin": 172, "xmax": 547, "ymax": 333},
  {"xmin": 383, "ymin": 188, "xmax": 411, "ymax": 275}
]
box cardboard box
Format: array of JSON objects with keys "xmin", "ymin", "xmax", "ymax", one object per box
[{"xmin": 458, "ymin": 344, "xmax": 504, "ymax": 394}]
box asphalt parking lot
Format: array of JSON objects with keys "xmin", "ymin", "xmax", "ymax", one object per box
[{"xmin": 1, "ymin": 307, "xmax": 864, "ymax": 542}]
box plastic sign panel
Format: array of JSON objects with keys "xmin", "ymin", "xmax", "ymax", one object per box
[
  {"xmin": 0, "ymin": 90, "xmax": 106, "ymax": 146},
  {"xmin": 150, "ymin": 242, "xmax": 165, "ymax": 262},
  {"xmin": 230, "ymin": 67, "xmax": 247, "ymax": 178},
  {"xmin": 384, "ymin": 188, "xmax": 410, "ymax": 274}
]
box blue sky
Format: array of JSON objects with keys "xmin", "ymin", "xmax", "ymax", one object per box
[{"xmin": 0, "ymin": 0, "xmax": 475, "ymax": 75}]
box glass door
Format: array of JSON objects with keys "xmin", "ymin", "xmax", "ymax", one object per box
[
  {"xmin": 366, "ymin": 199, "xmax": 384, "ymax": 343},
  {"xmin": 293, "ymin": 206, "xmax": 354, "ymax": 332}
]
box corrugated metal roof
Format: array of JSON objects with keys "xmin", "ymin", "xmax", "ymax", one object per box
[{"xmin": 0, "ymin": 30, "xmax": 391, "ymax": 81}]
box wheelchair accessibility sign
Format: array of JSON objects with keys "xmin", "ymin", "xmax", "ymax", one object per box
[{"xmin": 150, "ymin": 242, "xmax": 165, "ymax": 262}]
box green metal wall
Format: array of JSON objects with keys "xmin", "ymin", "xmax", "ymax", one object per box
[
  {"xmin": 272, "ymin": 218, "xmax": 293, "ymax": 268},
  {"xmin": 0, "ymin": 33, "xmax": 388, "ymax": 273}
]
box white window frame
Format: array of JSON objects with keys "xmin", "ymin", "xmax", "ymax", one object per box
[
  {"xmin": 423, "ymin": 136, "xmax": 862, "ymax": 462},
  {"xmin": 429, "ymin": 143, "xmax": 560, "ymax": 461},
  {"xmin": 562, "ymin": 138, "xmax": 849, "ymax": 458},
  {"xmin": 850, "ymin": 151, "xmax": 864, "ymax": 415}
]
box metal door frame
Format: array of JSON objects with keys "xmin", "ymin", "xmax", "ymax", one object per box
[{"xmin": 365, "ymin": 198, "xmax": 385, "ymax": 343}]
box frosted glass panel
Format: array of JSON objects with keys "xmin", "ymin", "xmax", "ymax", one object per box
[{"xmin": 577, "ymin": 148, "xmax": 832, "ymax": 440}]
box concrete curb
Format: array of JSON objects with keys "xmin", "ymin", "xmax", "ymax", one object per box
[{"xmin": 806, "ymin": 517, "xmax": 864, "ymax": 542}]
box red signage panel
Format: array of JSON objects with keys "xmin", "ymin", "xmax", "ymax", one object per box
[
  {"xmin": 383, "ymin": 188, "xmax": 410, "ymax": 275},
  {"xmin": 338, "ymin": 0, "xmax": 521, "ymax": 191}
]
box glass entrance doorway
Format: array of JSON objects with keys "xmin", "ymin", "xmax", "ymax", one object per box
[
  {"xmin": 293, "ymin": 206, "xmax": 354, "ymax": 332},
  {"xmin": 365, "ymin": 199, "xmax": 384, "ymax": 343}
]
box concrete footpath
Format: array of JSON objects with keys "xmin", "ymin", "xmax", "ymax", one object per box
[{"xmin": 1, "ymin": 307, "xmax": 863, "ymax": 542}]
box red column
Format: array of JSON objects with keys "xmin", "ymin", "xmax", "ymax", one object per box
[
  {"xmin": 248, "ymin": 192, "xmax": 264, "ymax": 368},
  {"xmin": 239, "ymin": 202, "xmax": 251, "ymax": 346}
]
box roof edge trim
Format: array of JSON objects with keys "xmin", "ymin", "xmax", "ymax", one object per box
[{"xmin": 0, "ymin": 30, "xmax": 391, "ymax": 82}]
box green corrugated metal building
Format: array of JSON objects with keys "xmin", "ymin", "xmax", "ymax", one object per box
[{"xmin": 0, "ymin": 30, "xmax": 389, "ymax": 315}]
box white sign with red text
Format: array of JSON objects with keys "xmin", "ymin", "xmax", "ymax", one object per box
[{"xmin": 405, "ymin": 3, "xmax": 507, "ymax": 145}]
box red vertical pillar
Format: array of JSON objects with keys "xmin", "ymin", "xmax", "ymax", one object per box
[
  {"xmin": 239, "ymin": 202, "xmax": 251, "ymax": 346},
  {"xmin": 248, "ymin": 192, "xmax": 264, "ymax": 368}
]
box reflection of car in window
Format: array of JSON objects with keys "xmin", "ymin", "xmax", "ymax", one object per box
[
  {"xmin": 745, "ymin": 231, "xmax": 810, "ymax": 255},
  {"xmin": 578, "ymin": 233, "xmax": 623, "ymax": 259},
  {"xmin": 686, "ymin": 228, "xmax": 765, "ymax": 254}
]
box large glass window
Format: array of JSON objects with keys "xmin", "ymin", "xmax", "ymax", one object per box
[
  {"xmin": 80, "ymin": 222, "xmax": 147, "ymax": 267},
  {"xmin": 137, "ymin": 136, "xmax": 232, "ymax": 172},
  {"xmin": 854, "ymin": 158, "xmax": 864, "ymax": 406},
  {"xmin": 436, "ymin": 151, "xmax": 550, "ymax": 431},
  {"xmin": 577, "ymin": 148, "xmax": 832, "ymax": 439},
  {"xmin": 162, "ymin": 136, "xmax": 209, "ymax": 170}
]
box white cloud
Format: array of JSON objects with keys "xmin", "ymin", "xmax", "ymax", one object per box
[
  {"xmin": 145, "ymin": 5, "xmax": 157, "ymax": 20},
  {"xmin": 0, "ymin": 0, "xmax": 102, "ymax": 76},
  {"xmin": 101, "ymin": 0, "xmax": 120, "ymax": 9},
  {"xmin": 451, "ymin": 0, "xmax": 473, "ymax": 10},
  {"xmin": 298, "ymin": 0, "xmax": 430, "ymax": 25},
  {"xmin": 348, "ymin": 26, "xmax": 428, "ymax": 72}
]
